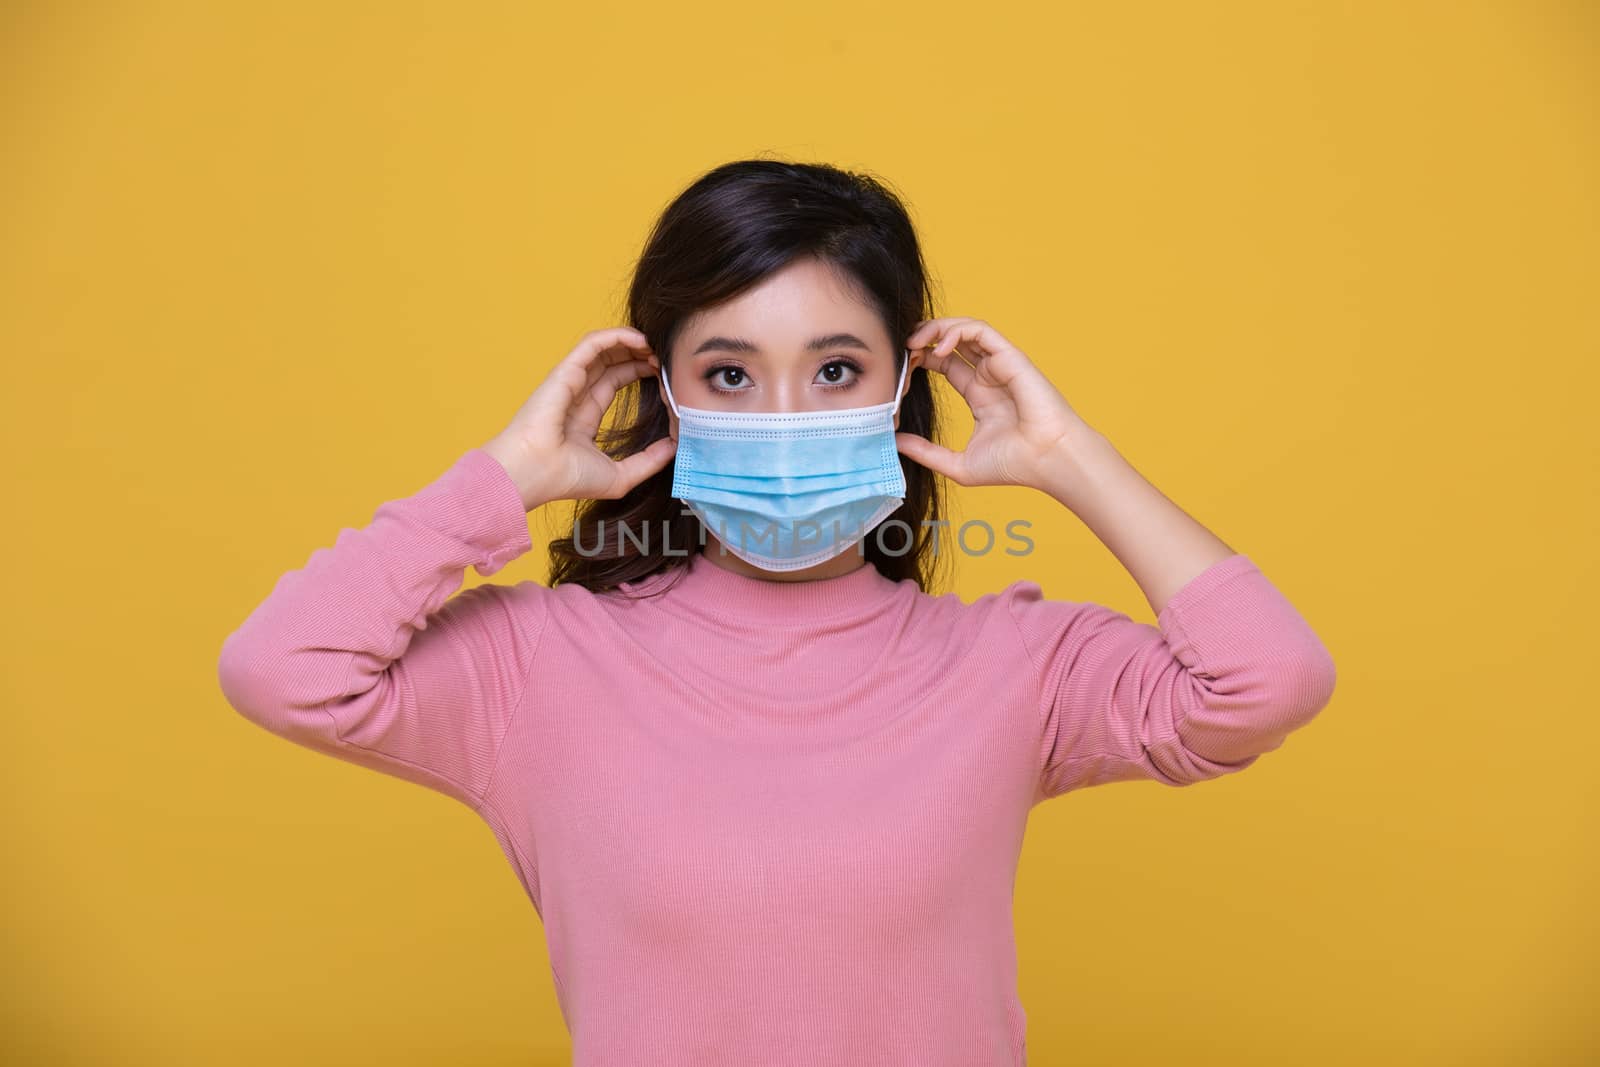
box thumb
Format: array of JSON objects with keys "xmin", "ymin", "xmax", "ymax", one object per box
[
  {"xmin": 610, "ymin": 435, "xmax": 678, "ymax": 496},
  {"xmin": 895, "ymin": 432, "xmax": 969, "ymax": 485}
]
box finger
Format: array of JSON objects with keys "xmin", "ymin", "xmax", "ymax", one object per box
[
  {"xmin": 605, "ymin": 435, "xmax": 678, "ymax": 498},
  {"xmin": 937, "ymin": 322, "xmax": 1066, "ymax": 427},
  {"xmin": 918, "ymin": 331, "xmax": 1017, "ymax": 422},
  {"xmin": 577, "ymin": 349, "xmax": 655, "ymax": 412},
  {"xmin": 558, "ymin": 327, "xmax": 654, "ymax": 374},
  {"xmin": 934, "ymin": 321, "xmax": 1053, "ymax": 422},
  {"xmin": 916, "ymin": 320, "xmax": 991, "ymax": 387},
  {"xmin": 894, "ymin": 431, "xmax": 972, "ymax": 485},
  {"xmin": 578, "ymin": 337, "xmax": 655, "ymax": 396},
  {"xmin": 919, "ymin": 319, "xmax": 1014, "ymax": 369},
  {"xmin": 529, "ymin": 336, "xmax": 650, "ymax": 429},
  {"xmin": 567, "ymin": 359, "xmax": 655, "ymax": 439},
  {"xmin": 918, "ymin": 341, "xmax": 980, "ymax": 394},
  {"xmin": 564, "ymin": 359, "xmax": 654, "ymax": 444},
  {"xmin": 933, "ymin": 320, "xmax": 1000, "ymax": 364},
  {"xmin": 920, "ymin": 353, "xmax": 982, "ymax": 417},
  {"xmin": 906, "ymin": 316, "xmax": 971, "ymax": 353},
  {"xmin": 539, "ymin": 328, "xmax": 654, "ymax": 410}
]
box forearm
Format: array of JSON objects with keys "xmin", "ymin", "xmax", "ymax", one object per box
[
  {"xmin": 217, "ymin": 449, "xmax": 532, "ymax": 733},
  {"xmin": 216, "ymin": 449, "xmax": 540, "ymax": 809},
  {"xmin": 1034, "ymin": 419, "xmax": 1236, "ymax": 617}
]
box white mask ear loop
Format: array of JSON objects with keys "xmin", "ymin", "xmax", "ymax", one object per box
[
  {"xmin": 658, "ymin": 363, "xmax": 681, "ymax": 419},
  {"xmin": 890, "ymin": 347, "xmax": 911, "ymax": 418}
]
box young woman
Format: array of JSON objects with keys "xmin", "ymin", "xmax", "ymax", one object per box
[{"xmin": 218, "ymin": 159, "xmax": 1337, "ymax": 1066}]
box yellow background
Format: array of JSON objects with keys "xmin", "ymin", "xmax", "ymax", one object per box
[{"xmin": 4, "ymin": 1, "xmax": 1595, "ymax": 1063}]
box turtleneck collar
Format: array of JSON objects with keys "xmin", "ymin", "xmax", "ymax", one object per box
[{"xmin": 617, "ymin": 549, "xmax": 905, "ymax": 624}]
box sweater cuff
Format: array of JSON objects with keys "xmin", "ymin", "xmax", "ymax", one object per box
[{"xmin": 442, "ymin": 448, "xmax": 534, "ymax": 577}]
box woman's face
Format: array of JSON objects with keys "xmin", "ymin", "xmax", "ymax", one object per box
[{"xmin": 665, "ymin": 256, "xmax": 917, "ymax": 440}]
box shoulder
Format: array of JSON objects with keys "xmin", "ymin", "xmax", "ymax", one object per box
[
  {"xmin": 902, "ymin": 576, "xmax": 1081, "ymax": 655},
  {"xmin": 970, "ymin": 578, "xmax": 1153, "ymax": 682},
  {"xmin": 916, "ymin": 575, "xmax": 1099, "ymax": 623},
  {"xmin": 451, "ymin": 569, "xmax": 656, "ymax": 633},
  {"xmin": 512, "ymin": 564, "xmax": 691, "ymax": 627}
]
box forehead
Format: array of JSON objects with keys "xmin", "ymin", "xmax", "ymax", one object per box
[{"xmin": 678, "ymin": 259, "xmax": 886, "ymax": 358}]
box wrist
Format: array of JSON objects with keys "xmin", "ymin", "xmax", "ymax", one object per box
[
  {"xmin": 1034, "ymin": 419, "xmax": 1124, "ymax": 511},
  {"xmin": 480, "ymin": 437, "xmax": 554, "ymax": 513}
]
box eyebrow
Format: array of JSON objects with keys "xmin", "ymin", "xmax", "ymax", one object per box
[{"xmin": 688, "ymin": 333, "xmax": 874, "ymax": 358}]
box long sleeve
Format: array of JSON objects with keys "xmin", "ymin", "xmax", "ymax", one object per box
[
  {"xmin": 216, "ymin": 447, "xmax": 547, "ymax": 812},
  {"xmin": 1007, "ymin": 553, "xmax": 1337, "ymax": 798}
]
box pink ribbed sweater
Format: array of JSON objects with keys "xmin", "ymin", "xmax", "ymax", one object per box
[{"xmin": 217, "ymin": 446, "xmax": 1337, "ymax": 1066}]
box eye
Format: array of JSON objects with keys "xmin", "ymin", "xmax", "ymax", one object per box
[
  {"xmin": 817, "ymin": 359, "xmax": 862, "ymax": 390},
  {"xmin": 704, "ymin": 364, "xmax": 749, "ymax": 393},
  {"xmin": 702, "ymin": 358, "xmax": 865, "ymax": 396}
]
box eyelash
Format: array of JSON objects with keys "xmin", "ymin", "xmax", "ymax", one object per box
[{"xmin": 703, "ymin": 359, "xmax": 863, "ymax": 394}]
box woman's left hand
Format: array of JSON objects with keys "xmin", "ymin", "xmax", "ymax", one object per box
[{"xmin": 897, "ymin": 317, "xmax": 1097, "ymax": 494}]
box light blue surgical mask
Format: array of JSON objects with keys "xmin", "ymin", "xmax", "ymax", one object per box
[{"xmin": 659, "ymin": 350, "xmax": 911, "ymax": 572}]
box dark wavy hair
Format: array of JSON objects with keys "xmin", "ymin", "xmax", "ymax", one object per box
[{"xmin": 547, "ymin": 158, "xmax": 951, "ymax": 596}]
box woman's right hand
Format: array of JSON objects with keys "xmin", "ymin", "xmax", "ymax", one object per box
[{"xmin": 480, "ymin": 327, "xmax": 677, "ymax": 512}]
